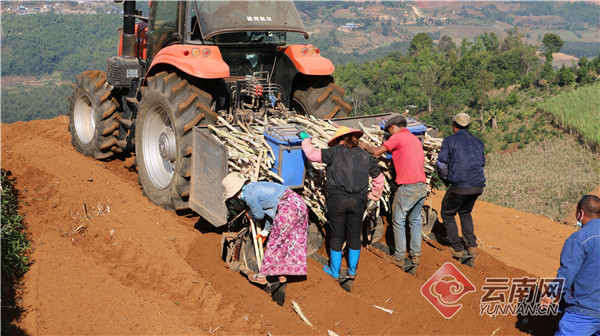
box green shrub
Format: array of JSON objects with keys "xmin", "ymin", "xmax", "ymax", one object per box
[
  {"xmin": 1, "ymin": 170, "xmax": 30, "ymax": 279},
  {"xmin": 507, "ymin": 91, "xmax": 519, "ymax": 105},
  {"xmin": 514, "ymin": 134, "xmax": 522, "ymax": 142}
]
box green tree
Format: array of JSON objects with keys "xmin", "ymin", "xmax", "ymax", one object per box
[
  {"xmin": 482, "ymin": 32, "xmax": 500, "ymax": 52},
  {"xmin": 556, "ymin": 65, "xmax": 576, "ymax": 86},
  {"xmin": 576, "ymin": 57, "xmax": 592, "ymax": 84},
  {"xmin": 541, "ymin": 33, "xmax": 564, "ymax": 61},
  {"xmin": 437, "ymin": 35, "xmax": 457, "ymax": 54},
  {"xmin": 409, "ymin": 32, "xmax": 433, "ymax": 55}
]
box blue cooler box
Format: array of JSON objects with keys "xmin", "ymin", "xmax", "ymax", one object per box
[
  {"xmin": 406, "ymin": 117, "xmax": 427, "ymax": 136},
  {"xmin": 263, "ymin": 126, "xmax": 306, "ymax": 189}
]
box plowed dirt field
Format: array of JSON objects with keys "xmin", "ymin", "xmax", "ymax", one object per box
[{"xmin": 1, "ymin": 117, "xmax": 585, "ymax": 335}]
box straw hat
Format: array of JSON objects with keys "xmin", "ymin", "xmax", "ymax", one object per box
[
  {"xmin": 328, "ymin": 126, "xmax": 364, "ymax": 147},
  {"xmin": 222, "ymin": 172, "xmax": 248, "ymax": 201},
  {"xmin": 453, "ymin": 113, "xmax": 471, "ymax": 127}
]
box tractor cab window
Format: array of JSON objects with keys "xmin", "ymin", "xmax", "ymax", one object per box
[
  {"xmin": 148, "ymin": 1, "xmax": 179, "ymax": 60},
  {"xmin": 187, "ymin": 0, "xmax": 306, "ymax": 42},
  {"xmin": 208, "ymin": 31, "xmax": 285, "ymax": 45}
]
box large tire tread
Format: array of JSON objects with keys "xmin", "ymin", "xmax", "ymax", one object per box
[
  {"xmin": 292, "ymin": 82, "xmax": 351, "ymax": 119},
  {"xmin": 68, "ymin": 71, "xmax": 120, "ymax": 160},
  {"xmin": 136, "ymin": 71, "xmax": 213, "ymax": 211}
]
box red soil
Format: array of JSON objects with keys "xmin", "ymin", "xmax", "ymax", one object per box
[{"xmin": 2, "ymin": 117, "xmax": 580, "ymax": 335}]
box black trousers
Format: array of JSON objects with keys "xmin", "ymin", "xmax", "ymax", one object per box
[
  {"xmin": 441, "ymin": 191, "xmax": 480, "ymax": 252},
  {"xmin": 327, "ymin": 193, "xmax": 365, "ymax": 251}
]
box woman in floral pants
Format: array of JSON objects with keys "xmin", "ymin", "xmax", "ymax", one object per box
[{"xmin": 222, "ymin": 172, "xmax": 308, "ymax": 284}]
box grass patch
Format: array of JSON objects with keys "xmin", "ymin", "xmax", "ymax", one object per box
[
  {"xmin": 1, "ymin": 169, "xmax": 30, "ymax": 335},
  {"xmin": 538, "ymin": 82, "xmax": 600, "ymax": 151},
  {"xmin": 481, "ymin": 135, "xmax": 600, "ymax": 222}
]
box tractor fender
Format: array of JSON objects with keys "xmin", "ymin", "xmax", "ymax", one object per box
[
  {"xmin": 146, "ymin": 45, "xmax": 229, "ymax": 82},
  {"xmin": 279, "ymin": 45, "xmax": 335, "ymax": 76}
]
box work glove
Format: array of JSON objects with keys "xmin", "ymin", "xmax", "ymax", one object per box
[
  {"xmin": 256, "ymin": 229, "xmax": 269, "ymax": 244},
  {"xmin": 296, "ymin": 130, "xmax": 310, "ymax": 140}
]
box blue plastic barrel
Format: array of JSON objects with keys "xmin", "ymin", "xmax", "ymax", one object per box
[{"xmin": 263, "ymin": 126, "xmax": 306, "ymax": 189}]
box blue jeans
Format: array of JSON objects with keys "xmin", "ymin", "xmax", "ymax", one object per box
[
  {"xmin": 555, "ymin": 310, "xmax": 600, "ymax": 336},
  {"xmin": 391, "ymin": 182, "xmax": 427, "ymax": 260}
]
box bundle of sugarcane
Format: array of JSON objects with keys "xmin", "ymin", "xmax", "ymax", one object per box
[{"xmin": 208, "ymin": 115, "xmax": 443, "ymax": 223}]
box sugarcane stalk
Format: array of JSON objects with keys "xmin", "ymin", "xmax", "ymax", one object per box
[
  {"xmin": 289, "ymin": 117, "xmax": 331, "ymax": 140},
  {"xmin": 249, "ymin": 217, "xmax": 262, "ymax": 270},
  {"xmin": 217, "ymin": 116, "xmax": 239, "ymax": 133},
  {"xmin": 259, "ymin": 135, "xmax": 276, "ymax": 161},
  {"xmin": 253, "ymin": 149, "xmax": 263, "ymax": 182}
]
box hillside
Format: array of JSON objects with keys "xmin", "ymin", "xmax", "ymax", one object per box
[
  {"xmin": 2, "ymin": 1, "xmax": 599, "ymax": 124},
  {"xmin": 296, "ymin": 1, "xmax": 600, "ymax": 64},
  {"xmin": 1, "ymin": 116, "xmax": 589, "ymax": 335}
]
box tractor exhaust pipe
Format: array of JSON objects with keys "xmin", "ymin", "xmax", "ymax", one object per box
[{"xmin": 122, "ymin": 0, "xmax": 136, "ymax": 57}]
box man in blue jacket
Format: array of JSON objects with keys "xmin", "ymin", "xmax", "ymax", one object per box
[
  {"xmin": 436, "ymin": 113, "xmax": 486, "ymax": 259},
  {"xmin": 541, "ymin": 195, "xmax": 600, "ymax": 336}
]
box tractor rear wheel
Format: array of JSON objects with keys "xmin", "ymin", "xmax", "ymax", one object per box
[
  {"xmin": 292, "ymin": 82, "xmax": 352, "ymax": 119},
  {"xmin": 68, "ymin": 71, "xmax": 120, "ymax": 160},
  {"xmin": 135, "ymin": 72, "xmax": 216, "ymax": 211}
]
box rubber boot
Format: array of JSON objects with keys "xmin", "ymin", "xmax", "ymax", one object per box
[
  {"xmin": 323, "ymin": 250, "xmax": 342, "ymax": 279},
  {"xmin": 347, "ymin": 248, "xmax": 361, "ymax": 278}
]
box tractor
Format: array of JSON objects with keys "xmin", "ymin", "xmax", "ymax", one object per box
[
  {"xmin": 68, "ymin": 0, "xmax": 352, "ymax": 212},
  {"xmin": 68, "ymin": 1, "xmax": 445, "ymax": 299}
]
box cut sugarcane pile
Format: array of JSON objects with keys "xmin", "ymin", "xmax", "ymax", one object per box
[{"xmin": 208, "ymin": 115, "xmax": 443, "ymax": 223}]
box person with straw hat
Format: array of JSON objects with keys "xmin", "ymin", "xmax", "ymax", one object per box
[
  {"xmin": 221, "ymin": 172, "xmax": 309, "ymax": 286},
  {"xmin": 360, "ymin": 114, "xmax": 427, "ymax": 267},
  {"xmin": 299, "ymin": 126, "xmax": 384, "ymax": 290}
]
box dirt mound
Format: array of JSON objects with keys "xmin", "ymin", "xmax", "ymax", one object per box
[{"xmin": 2, "ymin": 117, "xmax": 577, "ymax": 335}]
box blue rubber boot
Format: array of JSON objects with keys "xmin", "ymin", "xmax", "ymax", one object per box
[
  {"xmin": 323, "ymin": 250, "xmax": 342, "ymax": 279},
  {"xmin": 348, "ymin": 248, "xmax": 361, "ymax": 278}
]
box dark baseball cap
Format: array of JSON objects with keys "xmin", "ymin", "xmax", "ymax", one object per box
[{"xmin": 384, "ymin": 114, "xmax": 407, "ymax": 131}]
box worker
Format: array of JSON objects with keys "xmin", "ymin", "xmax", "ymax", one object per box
[
  {"xmin": 435, "ymin": 113, "xmax": 485, "ymax": 259},
  {"xmin": 221, "ymin": 173, "xmax": 309, "ymax": 285},
  {"xmin": 361, "ymin": 115, "xmax": 427, "ymax": 267},
  {"xmin": 299, "ymin": 126, "xmax": 384, "ymax": 285},
  {"xmin": 540, "ymin": 195, "xmax": 600, "ymax": 336}
]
